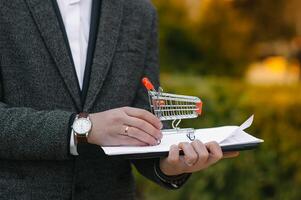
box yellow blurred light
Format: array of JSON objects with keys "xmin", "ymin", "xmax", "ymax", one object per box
[{"xmin": 263, "ymin": 56, "xmax": 287, "ymax": 73}]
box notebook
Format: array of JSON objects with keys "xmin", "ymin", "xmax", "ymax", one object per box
[{"xmin": 101, "ymin": 115, "xmax": 264, "ymax": 159}]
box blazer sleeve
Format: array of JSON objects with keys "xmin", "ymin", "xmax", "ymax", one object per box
[
  {"xmin": 131, "ymin": 7, "xmax": 190, "ymax": 189},
  {"xmin": 0, "ymin": 82, "xmax": 74, "ymax": 160}
]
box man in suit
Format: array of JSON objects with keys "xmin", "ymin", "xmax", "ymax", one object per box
[{"xmin": 0, "ymin": 0, "xmax": 238, "ymax": 199}]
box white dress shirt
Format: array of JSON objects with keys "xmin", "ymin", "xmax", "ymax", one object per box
[{"xmin": 57, "ymin": 0, "xmax": 93, "ymax": 155}]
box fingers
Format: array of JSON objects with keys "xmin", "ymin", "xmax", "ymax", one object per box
[
  {"xmin": 159, "ymin": 145, "xmax": 182, "ymax": 176},
  {"xmin": 126, "ymin": 116, "xmax": 162, "ymax": 140},
  {"xmin": 191, "ymin": 140, "xmax": 209, "ymax": 165},
  {"xmin": 160, "ymin": 141, "xmax": 231, "ymax": 175},
  {"xmin": 205, "ymin": 141, "xmax": 223, "ymax": 165},
  {"xmin": 118, "ymin": 135, "xmax": 148, "ymax": 146},
  {"xmin": 178, "ymin": 142, "xmax": 199, "ymax": 166},
  {"xmin": 178, "ymin": 141, "xmax": 221, "ymax": 170},
  {"xmin": 124, "ymin": 126, "xmax": 158, "ymax": 146},
  {"xmin": 123, "ymin": 107, "xmax": 162, "ymax": 129},
  {"xmin": 166, "ymin": 144, "xmax": 180, "ymax": 164}
]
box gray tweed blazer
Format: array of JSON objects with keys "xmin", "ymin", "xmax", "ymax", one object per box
[{"xmin": 0, "ymin": 0, "xmax": 180, "ymax": 199}]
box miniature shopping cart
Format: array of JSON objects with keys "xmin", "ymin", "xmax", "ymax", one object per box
[{"xmin": 142, "ymin": 77, "xmax": 203, "ymax": 141}]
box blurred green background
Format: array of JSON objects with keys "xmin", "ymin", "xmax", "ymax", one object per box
[{"xmin": 134, "ymin": 0, "xmax": 301, "ymax": 199}]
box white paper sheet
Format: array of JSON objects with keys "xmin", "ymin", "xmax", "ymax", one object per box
[{"xmin": 101, "ymin": 115, "xmax": 263, "ymax": 156}]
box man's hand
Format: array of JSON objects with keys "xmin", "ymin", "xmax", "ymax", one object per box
[
  {"xmin": 159, "ymin": 140, "xmax": 239, "ymax": 176},
  {"xmin": 87, "ymin": 107, "xmax": 163, "ymax": 146}
]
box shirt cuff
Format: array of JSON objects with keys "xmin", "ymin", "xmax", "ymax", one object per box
[
  {"xmin": 69, "ymin": 113, "xmax": 79, "ymax": 156},
  {"xmin": 154, "ymin": 159, "xmax": 191, "ymax": 188}
]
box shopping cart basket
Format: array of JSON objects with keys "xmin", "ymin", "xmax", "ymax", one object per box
[{"xmin": 142, "ymin": 77, "xmax": 203, "ymax": 141}]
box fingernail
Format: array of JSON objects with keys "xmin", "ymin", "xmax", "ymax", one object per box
[{"xmin": 156, "ymin": 130, "xmax": 162, "ymax": 140}]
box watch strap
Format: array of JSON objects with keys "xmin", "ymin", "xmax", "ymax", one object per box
[
  {"xmin": 78, "ymin": 112, "xmax": 89, "ymax": 118},
  {"xmin": 74, "ymin": 112, "xmax": 90, "ymax": 144},
  {"xmin": 76, "ymin": 134, "xmax": 88, "ymax": 143}
]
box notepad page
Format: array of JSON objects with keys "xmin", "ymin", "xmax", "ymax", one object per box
[
  {"xmin": 101, "ymin": 115, "xmax": 261, "ymax": 156},
  {"xmin": 193, "ymin": 126, "xmax": 239, "ymax": 143},
  {"xmin": 101, "ymin": 125, "xmax": 240, "ymax": 156},
  {"xmin": 220, "ymin": 130, "xmax": 263, "ymax": 146}
]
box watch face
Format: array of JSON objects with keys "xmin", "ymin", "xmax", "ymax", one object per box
[{"xmin": 73, "ymin": 118, "xmax": 92, "ymax": 135}]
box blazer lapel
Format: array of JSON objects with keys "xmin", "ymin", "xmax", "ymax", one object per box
[
  {"xmin": 83, "ymin": 0, "xmax": 125, "ymax": 111},
  {"xmin": 25, "ymin": 0, "xmax": 82, "ymax": 111}
]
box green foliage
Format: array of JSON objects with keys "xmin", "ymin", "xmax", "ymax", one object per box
[
  {"xmin": 233, "ymin": 0, "xmax": 295, "ymax": 42},
  {"xmin": 152, "ymin": 0, "xmax": 297, "ymax": 77},
  {"xmin": 134, "ymin": 74, "xmax": 301, "ymax": 200}
]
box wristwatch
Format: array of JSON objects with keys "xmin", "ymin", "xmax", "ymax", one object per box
[{"xmin": 72, "ymin": 112, "xmax": 92, "ymax": 144}]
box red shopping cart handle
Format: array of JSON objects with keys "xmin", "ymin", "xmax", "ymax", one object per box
[
  {"xmin": 196, "ymin": 101, "xmax": 203, "ymax": 115},
  {"xmin": 142, "ymin": 77, "xmax": 155, "ymax": 91}
]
